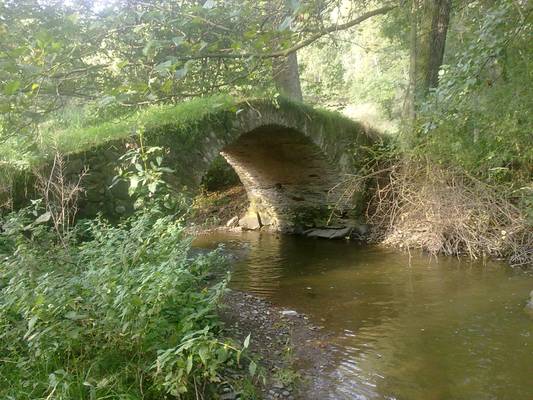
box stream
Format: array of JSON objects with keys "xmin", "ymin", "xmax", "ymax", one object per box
[{"xmin": 193, "ymin": 231, "xmax": 533, "ymax": 400}]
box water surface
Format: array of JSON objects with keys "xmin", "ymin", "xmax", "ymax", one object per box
[{"xmin": 194, "ymin": 231, "xmax": 533, "ymax": 400}]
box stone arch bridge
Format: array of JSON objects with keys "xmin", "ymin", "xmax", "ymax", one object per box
[{"xmin": 23, "ymin": 97, "xmax": 377, "ymax": 233}]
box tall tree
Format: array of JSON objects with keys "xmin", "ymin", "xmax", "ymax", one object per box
[
  {"xmin": 405, "ymin": 0, "xmax": 419, "ymax": 120},
  {"xmin": 271, "ymin": 0, "xmax": 303, "ymax": 100},
  {"xmin": 425, "ymin": 0, "xmax": 451, "ymax": 90},
  {"xmin": 273, "ymin": 51, "xmax": 303, "ymax": 100},
  {"xmin": 403, "ymin": 0, "xmax": 451, "ymax": 119}
]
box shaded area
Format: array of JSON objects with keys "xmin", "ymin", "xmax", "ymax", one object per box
[{"xmin": 221, "ymin": 125, "xmax": 342, "ymax": 232}]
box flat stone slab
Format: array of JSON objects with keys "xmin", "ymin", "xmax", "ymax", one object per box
[{"xmin": 305, "ymin": 227, "xmax": 352, "ymax": 239}]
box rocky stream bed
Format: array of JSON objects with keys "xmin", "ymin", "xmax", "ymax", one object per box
[{"xmin": 219, "ymin": 290, "xmax": 335, "ymax": 400}]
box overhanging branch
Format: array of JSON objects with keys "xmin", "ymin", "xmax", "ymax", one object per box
[{"xmin": 181, "ymin": 5, "xmax": 397, "ymax": 60}]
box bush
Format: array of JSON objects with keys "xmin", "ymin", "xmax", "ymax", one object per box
[
  {"xmin": 365, "ymin": 160, "xmax": 532, "ymax": 267},
  {"xmin": 0, "ymin": 208, "xmax": 253, "ymax": 399}
]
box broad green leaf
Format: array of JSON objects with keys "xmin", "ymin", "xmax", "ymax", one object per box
[
  {"xmin": 198, "ymin": 346, "xmax": 208, "ymax": 364},
  {"xmin": 148, "ymin": 181, "xmax": 157, "ymax": 193},
  {"xmin": 155, "ymin": 60, "xmax": 173, "ymax": 73},
  {"xmin": 35, "ymin": 211, "xmax": 51, "ymax": 224},
  {"xmin": 27, "ymin": 316, "xmax": 38, "ymax": 333},
  {"xmin": 175, "ymin": 65, "xmax": 188, "ymax": 80},
  {"xmin": 186, "ymin": 355, "xmax": 193, "ymax": 374}
]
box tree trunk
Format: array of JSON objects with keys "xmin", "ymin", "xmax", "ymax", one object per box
[
  {"xmin": 273, "ymin": 51, "xmax": 303, "ymax": 101},
  {"xmin": 425, "ymin": 0, "xmax": 451, "ymax": 90},
  {"xmin": 404, "ymin": 0, "xmax": 419, "ymax": 121}
]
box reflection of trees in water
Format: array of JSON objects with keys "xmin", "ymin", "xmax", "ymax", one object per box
[{"xmin": 233, "ymin": 232, "xmax": 285, "ymax": 296}]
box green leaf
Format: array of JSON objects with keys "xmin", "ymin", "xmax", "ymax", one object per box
[
  {"xmin": 289, "ymin": 0, "xmax": 300, "ymax": 11},
  {"xmin": 98, "ymin": 95, "xmax": 116, "ymax": 107},
  {"xmin": 198, "ymin": 346, "xmax": 209, "ymax": 365},
  {"xmin": 34, "ymin": 211, "xmax": 51, "ymax": 224},
  {"xmin": 172, "ymin": 36, "xmax": 185, "ymax": 47},
  {"xmin": 155, "ymin": 60, "xmax": 173, "ymax": 73},
  {"xmin": 65, "ymin": 311, "xmax": 88, "ymax": 320},
  {"xmin": 159, "ymin": 167, "xmax": 174, "ymax": 173},
  {"xmin": 4, "ymin": 80, "xmax": 21, "ymax": 95},
  {"xmin": 27, "ymin": 316, "xmax": 38, "ymax": 333},
  {"xmin": 142, "ymin": 40, "xmax": 159, "ymax": 57},
  {"xmin": 129, "ymin": 176, "xmax": 140, "ymax": 190},
  {"xmin": 243, "ymin": 333, "xmax": 251, "ymax": 349},
  {"xmin": 186, "ymin": 355, "xmax": 193, "ymax": 374},
  {"xmin": 148, "ymin": 182, "xmax": 157, "ymax": 193},
  {"xmin": 175, "ymin": 65, "xmax": 188, "ymax": 80}
]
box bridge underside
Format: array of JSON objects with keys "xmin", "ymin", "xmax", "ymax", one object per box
[{"xmin": 220, "ymin": 125, "xmax": 343, "ymax": 232}]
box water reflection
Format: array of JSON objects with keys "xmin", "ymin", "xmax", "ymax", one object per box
[{"xmin": 193, "ymin": 231, "xmax": 533, "ymax": 400}]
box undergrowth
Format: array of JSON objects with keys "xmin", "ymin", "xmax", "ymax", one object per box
[
  {"xmin": 0, "ymin": 181, "xmax": 259, "ymax": 399},
  {"xmin": 366, "ymin": 160, "xmax": 532, "ymax": 267},
  {"xmin": 334, "ymin": 137, "xmax": 532, "ymax": 267}
]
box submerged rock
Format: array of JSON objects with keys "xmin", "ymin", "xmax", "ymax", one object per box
[
  {"xmin": 281, "ymin": 310, "xmax": 298, "ymax": 316},
  {"xmin": 352, "ymin": 223, "xmax": 370, "ymax": 239}
]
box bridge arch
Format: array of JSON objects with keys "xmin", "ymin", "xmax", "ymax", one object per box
[{"xmin": 163, "ymin": 99, "xmax": 376, "ymax": 232}]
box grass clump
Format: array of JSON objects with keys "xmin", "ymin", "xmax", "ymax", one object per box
[
  {"xmin": 0, "ymin": 206, "xmax": 257, "ymax": 399},
  {"xmin": 42, "ymin": 94, "xmax": 238, "ymax": 156}
]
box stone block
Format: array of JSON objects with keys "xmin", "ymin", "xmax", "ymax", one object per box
[{"xmin": 239, "ymin": 212, "xmax": 261, "ymax": 230}]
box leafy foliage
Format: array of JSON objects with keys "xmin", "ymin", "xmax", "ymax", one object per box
[
  {"xmin": 0, "ymin": 206, "xmax": 255, "ymax": 399},
  {"xmin": 0, "ymin": 0, "xmax": 388, "ymax": 145},
  {"xmin": 417, "ymin": 1, "xmax": 532, "ymax": 176},
  {"xmin": 201, "ymin": 155, "xmax": 241, "ymax": 192},
  {"xmin": 300, "ymin": 16, "xmax": 407, "ymax": 124}
]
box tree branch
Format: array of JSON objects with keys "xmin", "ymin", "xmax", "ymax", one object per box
[
  {"xmin": 276, "ymin": 5, "xmax": 397, "ymax": 57},
  {"xmin": 181, "ymin": 5, "xmax": 397, "ymax": 60}
]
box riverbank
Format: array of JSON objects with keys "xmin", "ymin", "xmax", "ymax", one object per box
[
  {"xmin": 191, "ymin": 176, "xmax": 532, "ymax": 269},
  {"xmin": 188, "ymin": 185, "xmax": 249, "ymax": 234},
  {"xmin": 219, "ymin": 290, "xmax": 334, "ymax": 400}
]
